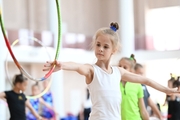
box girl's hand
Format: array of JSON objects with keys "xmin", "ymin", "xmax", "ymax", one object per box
[
  {"xmin": 167, "ymin": 87, "xmax": 180, "ymax": 95},
  {"xmin": 43, "ymin": 61, "xmax": 61, "ymax": 72}
]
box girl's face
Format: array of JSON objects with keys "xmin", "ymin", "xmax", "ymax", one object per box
[
  {"xmin": 32, "ymin": 86, "xmax": 40, "ymax": 95},
  {"xmin": 16, "ymin": 81, "xmax": 28, "ymax": 92},
  {"xmin": 119, "ymin": 59, "xmax": 132, "ymax": 72},
  {"xmin": 135, "ymin": 67, "xmax": 144, "ymax": 76},
  {"xmin": 95, "ymin": 34, "xmax": 115, "ymax": 61}
]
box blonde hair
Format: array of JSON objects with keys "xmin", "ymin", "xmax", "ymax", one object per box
[{"xmin": 91, "ymin": 22, "xmax": 120, "ymax": 52}]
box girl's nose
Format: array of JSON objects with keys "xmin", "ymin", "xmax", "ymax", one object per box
[{"xmin": 99, "ymin": 47, "xmax": 103, "ymax": 52}]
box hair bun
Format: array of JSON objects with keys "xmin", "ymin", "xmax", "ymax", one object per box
[
  {"xmin": 130, "ymin": 54, "xmax": 135, "ymax": 59},
  {"xmin": 110, "ymin": 22, "xmax": 119, "ymax": 31},
  {"xmin": 130, "ymin": 54, "xmax": 136, "ymax": 63}
]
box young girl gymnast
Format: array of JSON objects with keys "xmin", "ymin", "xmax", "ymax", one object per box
[
  {"xmin": 134, "ymin": 63, "xmax": 163, "ymax": 120},
  {"xmin": 41, "ymin": 80, "xmax": 57, "ymax": 120},
  {"xmin": 119, "ymin": 54, "xmax": 149, "ymax": 120},
  {"xmin": 0, "ymin": 74, "xmax": 42, "ymax": 120},
  {"xmin": 43, "ymin": 22, "xmax": 180, "ymax": 120},
  {"xmin": 26, "ymin": 83, "xmax": 56, "ymax": 120}
]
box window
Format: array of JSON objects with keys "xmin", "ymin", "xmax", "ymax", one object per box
[{"xmin": 146, "ymin": 6, "xmax": 180, "ymax": 51}]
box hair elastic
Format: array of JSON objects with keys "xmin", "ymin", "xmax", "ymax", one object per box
[
  {"xmin": 110, "ymin": 26, "xmax": 117, "ymax": 32},
  {"xmin": 130, "ymin": 57, "xmax": 134, "ymax": 61}
]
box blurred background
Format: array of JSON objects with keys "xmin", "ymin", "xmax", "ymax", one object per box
[{"xmin": 0, "ymin": 0, "xmax": 180, "ymax": 120}]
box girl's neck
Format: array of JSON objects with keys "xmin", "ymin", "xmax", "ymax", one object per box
[
  {"xmin": 95, "ymin": 61, "xmax": 112, "ymax": 74},
  {"xmin": 13, "ymin": 88, "xmax": 21, "ymax": 94},
  {"xmin": 95, "ymin": 60, "xmax": 110, "ymax": 69}
]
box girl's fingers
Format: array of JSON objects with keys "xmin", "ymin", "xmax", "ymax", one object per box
[
  {"xmin": 44, "ymin": 64, "xmax": 51, "ymax": 67},
  {"xmin": 43, "ymin": 68, "xmax": 50, "ymax": 71},
  {"xmin": 43, "ymin": 61, "xmax": 60, "ymax": 72},
  {"xmin": 44, "ymin": 61, "xmax": 54, "ymax": 67}
]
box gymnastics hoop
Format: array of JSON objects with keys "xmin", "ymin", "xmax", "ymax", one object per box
[
  {"xmin": 0, "ymin": 0, "xmax": 62, "ymax": 81},
  {"xmin": 5, "ymin": 38, "xmax": 52, "ymax": 99},
  {"xmin": 5, "ymin": 37, "xmax": 52, "ymax": 83}
]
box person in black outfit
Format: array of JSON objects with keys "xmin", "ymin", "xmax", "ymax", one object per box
[
  {"xmin": 83, "ymin": 89, "xmax": 91, "ymax": 120},
  {"xmin": 163, "ymin": 73, "xmax": 176, "ymax": 120},
  {"xmin": 0, "ymin": 74, "xmax": 42, "ymax": 120},
  {"xmin": 167, "ymin": 76, "xmax": 180, "ymax": 120}
]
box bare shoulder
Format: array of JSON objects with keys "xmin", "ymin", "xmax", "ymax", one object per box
[
  {"xmin": 84, "ymin": 63, "xmax": 93, "ymax": 67},
  {"xmin": 117, "ymin": 67, "xmax": 135, "ymax": 81},
  {"xmin": 84, "ymin": 64, "xmax": 94, "ymax": 72}
]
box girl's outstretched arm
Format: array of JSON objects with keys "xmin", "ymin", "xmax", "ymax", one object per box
[
  {"xmin": 119, "ymin": 67, "xmax": 179, "ymax": 95},
  {"xmin": 43, "ymin": 61, "xmax": 93, "ymax": 84}
]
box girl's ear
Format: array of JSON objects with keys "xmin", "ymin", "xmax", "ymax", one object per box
[
  {"xmin": 16, "ymin": 83, "xmax": 19, "ymax": 88},
  {"xmin": 112, "ymin": 48, "xmax": 117, "ymax": 55}
]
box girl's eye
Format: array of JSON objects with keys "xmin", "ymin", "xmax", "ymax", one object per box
[
  {"xmin": 124, "ymin": 67, "xmax": 127, "ymax": 69},
  {"xmin": 96, "ymin": 44, "xmax": 100, "ymax": 47},
  {"xmin": 104, "ymin": 46, "xmax": 109, "ymax": 49}
]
